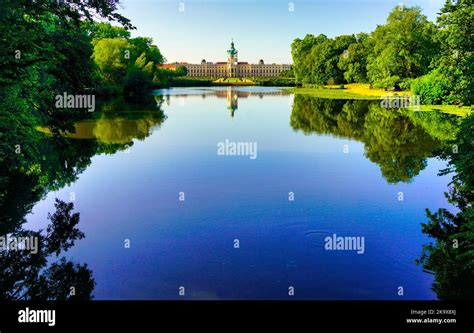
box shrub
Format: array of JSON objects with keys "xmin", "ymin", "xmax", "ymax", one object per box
[
  {"xmin": 372, "ymin": 75, "xmax": 400, "ymax": 90},
  {"xmin": 411, "ymin": 70, "xmax": 454, "ymax": 105}
]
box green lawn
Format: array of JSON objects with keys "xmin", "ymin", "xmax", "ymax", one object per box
[{"xmin": 284, "ymin": 87, "xmax": 381, "ymax": 100}]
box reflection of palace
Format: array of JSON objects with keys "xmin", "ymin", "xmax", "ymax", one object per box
[
  {"xmin": 216, "ymin": 88, "xmax": 290, "ymax": 117},
  {"xmin": 162, "ymin": 88, "xmax": 290, "ymax": 117},
  {"xmin": 161, "ymin": 41, "xmax": 291, "ymax": 78}
]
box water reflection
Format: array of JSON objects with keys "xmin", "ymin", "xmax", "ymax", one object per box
[
  {"xmin": 416, "ymin": 114, "xmax": 474, "ymax": 299},
  {"xmin": 67, "ymin": 96, "xmax": 167, "ymax": 144},
  {"xmin": 0, "ymin": 96, "xmax": 166, "ymax": 300},
  {"xmin": 1, "ymin": 199, "xmax": 94, "ymax": 300},
  {"xmin": 290, "ymin": 95, "xmax": 460, "ymax": 183},
  {"xmin": 1, "ymin": 86, "xmax": 470, "ymax": 300},
  {"xmin": 289, "ymin": 94, "xmax": 472, "ymax": 299},
  {"xmin": 156, "ymin": 86, "xmax": 291, "ymax": 118}
]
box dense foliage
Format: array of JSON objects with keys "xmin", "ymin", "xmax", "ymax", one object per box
[
  {"xmin": 291, "ymin": 2, "xmax": 473, "ymax": 105},
  {"xmin": 0, "ymin": 0, "xmax": 169, "ymax": 301}
]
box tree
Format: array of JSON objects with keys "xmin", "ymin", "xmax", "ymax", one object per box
[
  {"xmin": 0, "ymin": 0, "xmax": 133, "ymax": 86},
  {"xmin": 367, "ymin": 6, "xmax": 438, "ymax": 89},
  {"xmin": 291, "ymin": 34, "xmax": 355, "ymax": 85},
  {"xmin": 411, "ymin": 69, "xmax": 455, "ymax": 104},
  {"xmin": 0, "ymin": 0, "xmax": 134, "ymax": 130},
  {"xmin": 124, "ymin": 53, "xmax": 155, "ymax": 98},
  {"xmin": 175, "ymin": 66, "xmax": 188, "ymax": 77},
  {"xmin": 83, "ymin": 21, "xmax": 131, "ymax": 42},
  {"xmin": 291, "ymin": 34, "xmax": 328, "ymax": 84},
  {"xmin": 433, "ymin": 0, "xmax": 473, "ymax": 105},
  {"xmin": 337, "ymin": 33, "xmax": 371, "ymax": 83},
  {"xmin": 93, "ymin": 38, "xmax": 134, "ymax": 88},
  {"xmin": 130, "ymin": 37, "xmax": 165, "ymax": 65}
]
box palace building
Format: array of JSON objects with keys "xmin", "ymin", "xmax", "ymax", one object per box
[{"xmin": 162, "ymin": 41, "xmax": 291, "ymax": 78}]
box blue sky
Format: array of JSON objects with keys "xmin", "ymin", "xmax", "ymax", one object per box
[{"xmin": 118, "ymin": 0, "xmax": 445, "ymax": 64}]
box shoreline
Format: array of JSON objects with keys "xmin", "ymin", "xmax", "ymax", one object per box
[{"xmin": 285, "ymin": 84, "xmax": 472, "ymax": 116}]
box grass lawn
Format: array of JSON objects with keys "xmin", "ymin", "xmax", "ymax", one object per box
[
  {"xmin": 285, "ymin": 83, "xmax": 408, "ymax": 99},
  {"xmin": 285, "ymin": 87, "xmax": 380, "ymax": 100}
]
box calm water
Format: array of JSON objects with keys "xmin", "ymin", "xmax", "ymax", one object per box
[{"xmin": 24, "ymin": 86, "xmax": 454, "ymax": 300}]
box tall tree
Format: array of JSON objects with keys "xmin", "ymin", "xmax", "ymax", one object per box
[
  {"xmin": 338, "ymin": 33, "xmax": 371, "ymax": 83},
  {"xmin": 291, "ymin": 34, "xmax": 328, "ymax": 84},
  {"xmin": 435, "ymin": 0, "xmax": 473, "ymax": 105},
  {"xmin": 366, "ymin": 6, "xmax": 438, "ymax": 89},
  {"xmin": 93, "ymin": 38, "xmax": 134, "ymax": 87}
]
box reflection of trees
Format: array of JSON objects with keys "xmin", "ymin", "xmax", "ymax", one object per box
[
  {"xmin": 92, "ymin": 117, "xmax": 161, "ymax": 144},
  {"xmin": 1, "ymin": 199, "xmax": 95, "ymax": 300},
  {"xmin": 0, "ymin": 95, "xmax": 166, "ymax": 300},
  {"xmin": 68, "ymin": 95, "xmax": 167, "ymax": 144},
  {"xmin": 0, "ymin": 135, "xmax": 125, "ymax": 235},
  {"xmin": 0, "ymin": 134, "xmax": 100, "ymax": 299},
  {"xmin": 363, "ymin": 105, "xmax": 441, "ymax": 183},
  {"xmin": 417, "ymin": 115, "xmax": 474, "ymax": 299},
  {"xmin": 290, "ymin": 95, "xmax": 457, "ymax": 183},
  {"xmin": 1, "ymin": 96, "xmax": 166, "ymax": 234}
]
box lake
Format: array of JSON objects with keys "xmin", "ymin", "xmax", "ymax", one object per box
[{"xmin": 23, "ymin": 86, "xmax": 457, "ymax": 300}]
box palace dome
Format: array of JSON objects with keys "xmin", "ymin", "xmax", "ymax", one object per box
[{"xmin": 227, "ymin": 41, "xmax": 238, "ymax": 56}]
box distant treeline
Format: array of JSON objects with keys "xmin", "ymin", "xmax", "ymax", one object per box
[
  {"xmin": 291, "ymin": 2, "xmax": 473, "ymax": 105},
  {"xmin": 253, "ymin": 77, "xmax": 297, "ymax": 87}
]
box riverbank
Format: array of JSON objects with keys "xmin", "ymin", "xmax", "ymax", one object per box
[
  {"xmin": 285, "ymin": 84, "xmax": 472, "ymax": 116},
  {"xmin": 285, "ymin": 83, "xmax": 407, "ymax": 99}
]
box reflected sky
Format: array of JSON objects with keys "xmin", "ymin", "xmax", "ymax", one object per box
[{"xmin": 24, "ymin": 87, "xmax": 452, "ymax": 300}]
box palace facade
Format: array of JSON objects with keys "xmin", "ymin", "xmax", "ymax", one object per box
[{"xmin": 162, "ymin": 41, "xmax": 291, "ymax": 78}]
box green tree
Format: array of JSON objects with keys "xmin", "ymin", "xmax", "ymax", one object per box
[
  {"xmin": 83, "ymin": 21, "xmax": 131, "ymax": 42},
  {"xmin": 291, "ymin": 34, "xmax": 328, "ymax": 84},
  {"xmin": 93, "ymin": 38, "xmax": 134, "ymax": 89},
  {"xmin": 309, "ymin": 35, "xmax": 356, "ymax": 85},
  {"xmin": 367, "ymin": 6, "xmax": 438, "ymax": 89},
  {"xmin": 433, "ymin": 0, "xmax": 473, "ymax": 105},
  {"xmin": 0, "ymin": 0, "xmax": 133, "ymax": 130},
  {"xmin": 130, "ymin": 37, "xmax": 165, "ymax": 65},
  {"xmin": 291, "ymin": 34, "xmax": 355, "ymax": 85},
  {"xmin": 175, "ymin": 65, "xmax": 188, "ymax": 77},
  {"xmin": 337, "ymin": 33, "xmax": 371, "ymax": 83},
  {"xmin": 124, "ymin": 53, "xmax": 155, "ymax": 98}
]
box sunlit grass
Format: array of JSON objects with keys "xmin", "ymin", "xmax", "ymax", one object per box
[
  {"xmin": 331, "ymin": 83, "xmax": 410, "ymax": 97},
  {"xmin": 286, "ymin": 83, "xmax": 410, "ymax": 99},
  {"xmin": 285, "ymin": 86, "xmax": 380, "ymax": 99}
]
